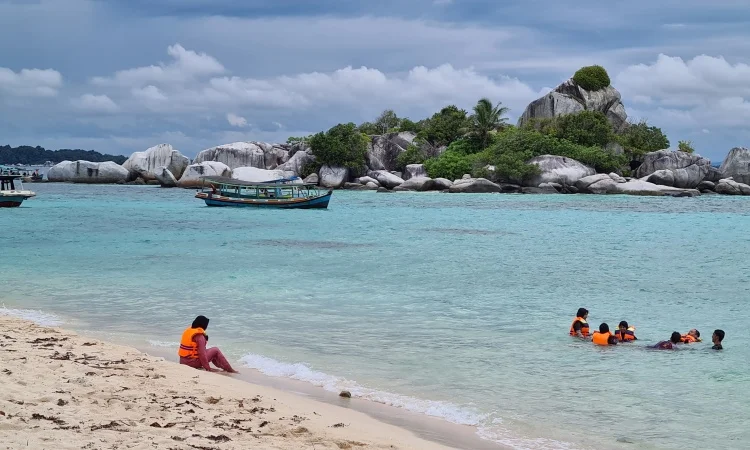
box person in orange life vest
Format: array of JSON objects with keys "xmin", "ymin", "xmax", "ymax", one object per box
[
  {"xmin": 711, "ymin": 329, "xmax": 725, "ymax": 350},
  {"xmin": 570, "ymin": 308, "xmax": 590, "ymax": 338},
  {"xmin": 592, "ymin": 323, "xmax": 619, "ymax": 346},
  {"xmin": 651, "ymin": 331, "xmax": 682, "ymax": 350},
  {"xmin": 615, "ymin": 321, "xmax": 637, "ymax": 342},
  {"xmin": 681, "ymin": 329, "xmax": 702, "ymax": 343},
  {"xmin": 179, "ymin": 315, "xmax": 239, "ymax": 373}
]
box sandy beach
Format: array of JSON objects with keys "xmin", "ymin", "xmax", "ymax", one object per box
[{"xmin": 0, "ymin": 316, "xmax": 458, "ymax": 450}]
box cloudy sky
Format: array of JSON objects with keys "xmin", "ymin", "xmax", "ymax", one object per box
[{"xmin": 1, "ymin": 0, "xmax": 749, "ymax": 160}]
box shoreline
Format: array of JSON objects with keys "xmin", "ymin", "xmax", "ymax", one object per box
[{"xmin": 0, "ymin": 312, "xmax": 506, "ymax": 450}]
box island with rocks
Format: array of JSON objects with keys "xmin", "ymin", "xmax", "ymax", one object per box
[{"xmin": 41, "ymin": 66, "xmax": 750, "ymax": 197}]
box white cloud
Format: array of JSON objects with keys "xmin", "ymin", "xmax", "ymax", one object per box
[
  {"xmin": 0, "ymin": 67, "xmax": 62, "ymax": 97},
  {"xmin": 71, "ymin": 94, "xmax": 119, "ymax": 113},
  {"xmin": 226, "ymin": 113, "xmax": 248, "ymax": 127},
  {"xmin": 91, "ymin": 44, "xmax": 225, "ymax": 88},
  {"xmin": 85, "ymin": 45, "xmax": 546, "ymax": 122},
  {"xmin": 616, "ymin": 54, "xmax": 750, "ymax": 129},
  {"xmin": 702, "ymin": 128, "xmax": 710, "ymax": 134}
]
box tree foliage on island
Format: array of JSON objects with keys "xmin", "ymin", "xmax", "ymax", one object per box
[
  {"xmin": 309, "ymin": 123, "xmax": 368, "ymax": 170},
  {"xmin": 0, "ymin": 145, "xmax": 127, "ymax": 165},
  {"xmin": 572, "ymin": 65, "xmax": 611, "ymax": 91},
  {"xmin": 421, "ymin": 105, "xmax": 470, "ymax": 147},
  {"xmin": 618, "ymin": 121, "xmax": 670, "ymax": 156},
  {"xmin": 465, "ymin": 98, "xmax": 510, "ymax": 151},
  {"xmin": 522, "ymin": 110, "xmax": 614, "ymax": 148},
  {"xmin": 678, "ymin": 140, "xmax": 695, "ymax": 154}
]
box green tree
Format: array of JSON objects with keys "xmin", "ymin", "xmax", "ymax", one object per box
[
  {"xmin": 358, "ymin": 122, "xmax": 379, "ymax": 135},
  {"xmin": 423, "ymin": 105, "xmax": 470, "ymax": 147},
  {"xmin": 678, "ymin": 140, "xmax": 695, "ymax": 154},
  {"xmin": 374, "ymin": 109, "xmax": 400, "ymax": 135},
  {"xmin": 395, "ymin": 144, "xmax": 425, "ymax": 171},
  {"xmin": 553, "ymin": 111, "xmax": 614, "ymax": 148},
  {"xmin": 286, "ymin": 135, "xmax": 312, "ymax": 144},
  {"xmin": 619, "ymin": 121, "xmax": 670, "ymax": 156},
  {"xmin": 572, "ymin": 65, "xmax": 611, "ymax": 91},
  {"xmin": 423, "ymin": 150, "xmax": 475, "ymax": 181},
  {"xmin": 309, "ymin": 123, "xmax": 368, "ymax": 170},
  {"xmin": 398, "ymin": 118, "xmax": 421, "ymax": 134},
  {"xmin": 466, "ymin": 98, "xmax": 510, "ymax": 151}
]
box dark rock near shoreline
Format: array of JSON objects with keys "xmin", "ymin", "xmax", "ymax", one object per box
[
  {"xmin": 448, "ymin": 178, "xmax": 504, "ymax": 193},
  {"xmin": 635, "ymin": 150, "xmax": 710, "ymax": 189},
  {"xmin": 719, "ymin": 147, "xmax": 750, "ymax": 184}
]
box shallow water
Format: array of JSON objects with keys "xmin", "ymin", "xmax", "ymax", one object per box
[{"xmin": 2, "ymin": 184, "xmax": 749, "ymax": 450}]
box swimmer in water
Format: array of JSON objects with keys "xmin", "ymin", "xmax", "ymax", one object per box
[
  {"xmin": 681, "ymin": 329, "xmax": 702, "ymax": 343},
  {"xmin": 651, "ymin": 331, "xmax": 682, "ymax": 350},
  {"xmin": 615, "ymin": 321, "xmax": 637, "ymax": 342},
  {"xmin": 570, "ymin": 308, "xmax": 590, "ymax": 339},
  {"xmin": 712, "ymin": 329, "xmax": 724, "ymax": 350}
]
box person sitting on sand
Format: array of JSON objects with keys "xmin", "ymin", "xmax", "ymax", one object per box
[
  {"xmin": 651, "ymin": 332, "xmax": 683, "ymax": 350},
  {"xmin": 570, "ymin": 308, "xmax": 590, "ymax": 338},
  {"xmin": 178, "ymin": 315, "xmax": 239, "ymax": 373},
  {"xmin": 614, "ymin": 321, "xmax": 637, "ymax": 342},
  {"xmin": 712, "ymin": 330, "xmax": 725, "ymax": 350},
  {"xmin": 592, "ymin": 323, "xmax": 618, "ymax": 346},
  {"xmin": 681, "ymin": 329, "xmax": 702, "ymax": 343}
]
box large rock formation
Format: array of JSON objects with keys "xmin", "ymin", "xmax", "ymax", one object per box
[
  {"xmin": 635, "ymin": 150, "xmax": 711, "ymax": 188},
  {"xmin": 448, "ymin": 178, "xmax": 504, "ymax": 193},
  {"xmin": 715, "ymin": 178, "xmax": 750, "ymax": 195},
  {"xmin": 153, "ymin": 166, "xmax": 178, "ymax": 187},
  {"xmin": 319, "ymin": 165, "xmax": 349, "ymax": 188},
  {"xmin": 47, "ymin": 161, "xmax": 129, "ymax": 184},
  {"xmin": 276, "ymin": 150, "xmax": 314, "ymax": 177},
  {"xmin": 177, "ymin": 162, "xmax": 232, "ymax": 188},
  {"xmin": 232, "ymin": 167, "xmax": 298, "ymax": 183},
  {"xmin": 517, "ymin": 79, "xmax": 628, "ymax": 131},
  {"xmin": 193, "ymin": 142, "xmax": 292, "ymax": 170},
  {"xmin": 122, "ymin": 144, "xmax": 190, "ymax": 182},
  {"xmin": 366, "ymin": 132, "xmax": 416, "ymax": 171},
  {"xmin": 718, "ymin": 147, "xmax": 750, "ymax": 184},
  {"xmin": 575, "ymin": 173, "xmax": 700, "ymax": 196},
  {"xmin": 368, "ymin": 170, "xmax": 405, "ymax": 189},
  {"xmin": 525, "ymin": 155, "xmax": 595, "ymax": 187},
  {"xmin": 403, "ymin": 164, "xmax": 427, "ymax": 180},
  {"xmin": 394, "ymin": 177, "xmax": 437, "ymax": 192}
]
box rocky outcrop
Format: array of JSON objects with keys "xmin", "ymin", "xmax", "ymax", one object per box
[
  {"xmin": 394, "ymin": 177, "xmax": 437, "ymax": 192},
  {"xmin": 433, "ymin": 178, "xmax": 454, "ymax": 190},
  {"xmin": 153, "ymin": 166, "xmax": 178, "ymax": 187},
  {"xmin": 704, "ymin": 166, "xmax": 724, "ymax": 183},
  {"xmin": 366, "ymin": 132, "xmax": 416, "ymax": 171},
  {"xmin": 303, "ymin": 173, "xmax": 319, "ymax": 185},
  {"xmin": 575, "ymin": 173, "xmax": 700, "ymax": 196},
  {"xmin": 176, "ymin": 162, "xmax": 232, "ymax": 188},
  {"xmin": 715, "ymin": 178, "xmax": 750, "ymax": 195},
  {"xmin": 718, "ymin": 147, "xmax": 750, "ymax": 184},
  {"xmin": 368, "ymin": 170, "xmax": 404, "ymax": 189},
  {"xmin": 319, "ymin": 165, "xmax": 349, "ymax": 188},
  {"xmin": 403, "ymin": 164, "xmax": 427, "ymax": 180},
  {"xmin": 47, "ymin": 160, "xmax": 129, "ymax": 184},
  {"xmin": 193, "ymin": 142, "xmax": 291, "ymax": 170},
  {"xmin": 448, "ymin": 178, "xmax": 504, "ymax": 193},
  {"xmin": 276, "ymin": 150, "xmax": 314, "ymax": 177},
  {"xmin": 697, "ymin": 181, "xmax": 715, "ymax": 192},
  {"xmin": 635, "ymin": 150, "xmax": 710, "ymax": 188},
  {"xmin": 122, "ymin": 144, "xmax": 190, "ymax": 182},
  {"xmin": 232, "ymin": 167, "xmax": 297, "ymax": 183},
  {"xmin": 517, "ymin": 79, "xmax": 628, "ymax": 132},
  {"xmin": 525, "ymin": 155, "xmax": 595, "ymax": 187},
  {"xmin": 356, "ymin": 176, "xmax": 380, "ymax": 187}
]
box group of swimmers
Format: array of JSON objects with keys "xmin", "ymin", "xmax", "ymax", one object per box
[{"xmin": 570, "ymin": 308, "xmax": 725, "ymax": 350}]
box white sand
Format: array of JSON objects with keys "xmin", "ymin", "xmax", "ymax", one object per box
[{"xmin": 0, "ymin": 316, "xmax": 458, "ymax": 450}]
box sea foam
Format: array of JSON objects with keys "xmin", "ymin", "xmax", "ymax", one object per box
[
  {"xmin": 239, "ymin": 352, "xmax": 485, "ymax": 426},
  {"xmin": 0, "ymin": 306, "xmax": 63, "ymax": 327}
]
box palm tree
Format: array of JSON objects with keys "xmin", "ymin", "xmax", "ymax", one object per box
[{"xmin": 468, "ymin": 98, "xmax": 510, "ymax": 150}]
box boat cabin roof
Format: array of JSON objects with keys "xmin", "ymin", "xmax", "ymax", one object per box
[
  {"xmin": 0, "ymin": 174, "xmax": 23, "ymax": 180},
  {"xmin": 199, "ymin": 175, "xmax": 316, "ymax": 188}
]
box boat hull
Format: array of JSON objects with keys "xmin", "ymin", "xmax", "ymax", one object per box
[
  {"xmin": 196, "ymin": 191, "xmax": 332, "ymax": 209},
  {"xmin": 0, "ymin": 197, "xmax": 27, "ymax": 207}
]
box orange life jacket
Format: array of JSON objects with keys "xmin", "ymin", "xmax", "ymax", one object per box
[
  {"xmin": 615, "ymin": 326, "xmax": 636, "ymax": 342},
  {"xmin": 681, "ymin": 334, "xmax": 700, "ymax": 343},
  {"xmin": 178, "ymin": 327, "xmax": 205, "ymax": 359},
  {"xmin": 570, "ymin": 317, "xmax": 590, "ymax": 337},
  {"xmin": 592, "ymin": 331, "xmax": 612, "ymax": 346}
]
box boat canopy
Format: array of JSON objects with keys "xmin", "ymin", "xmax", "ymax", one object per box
[{"xmin": 199, "ymin": 175, "xmax": 315, "ymax": 188}]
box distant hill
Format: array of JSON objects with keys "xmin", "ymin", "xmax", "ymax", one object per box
[{"xmin": 0, "ymin": 145, "xmax": 127, "ymax": 165}]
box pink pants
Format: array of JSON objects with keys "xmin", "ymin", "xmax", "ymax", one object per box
[{"xmin": 180, "ymin": 347, "xmax": 234, "ymax": 371}]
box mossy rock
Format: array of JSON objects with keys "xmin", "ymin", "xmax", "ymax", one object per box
[{"xmin": 572, "ymin": 65, "xmax": 611, "ymax": 91}]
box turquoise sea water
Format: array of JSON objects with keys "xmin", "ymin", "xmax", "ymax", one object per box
[{"xmin": 2, "ymin": 184, "xmax": 749, "ymax": 450}]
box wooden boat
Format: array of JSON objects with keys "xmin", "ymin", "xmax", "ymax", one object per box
[
  {"xmin": 0, "ymin": 173, "xmax": 36, "ymax": 207},
  {"xmin": 195, "ymin": 176, "xmax": 332, "ymax": 209}
]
